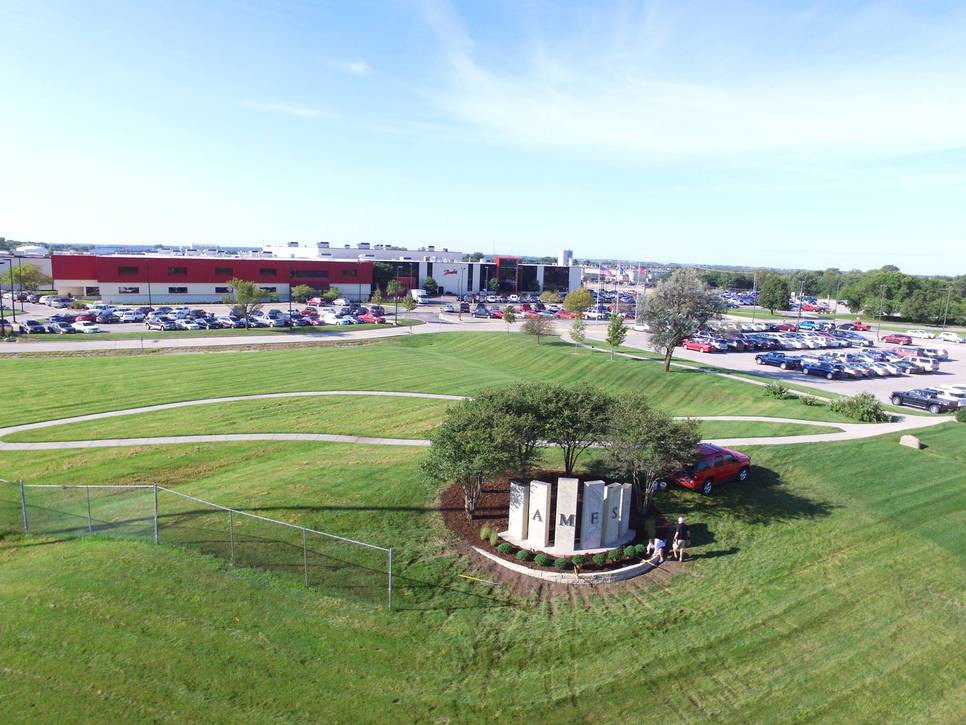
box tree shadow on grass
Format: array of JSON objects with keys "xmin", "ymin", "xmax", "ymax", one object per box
[{"xmin": 670, "ymin": 465, "xmax": 836, "ymax": 525}]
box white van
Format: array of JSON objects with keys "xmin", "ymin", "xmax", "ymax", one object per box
[{"xmin": 410, "ymin": 288, "xmax": 428, "ymax": 303}]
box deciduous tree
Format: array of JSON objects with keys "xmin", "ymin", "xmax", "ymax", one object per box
[
  {"xmin": 643, "ymin": 268, "xmax": 725, "ymax": 372},
  {"xmin": 290, "ymin": 284, "xmax": 315, "ymax": 303},
  {"xmin": 502, "ymin": 305, "xmax": 516, "ymax": 333},
  {"xmin": 759, "ymin": 276, "xmax": 791, "ymax": 315},
  {"xmin": 542, "ymin": 387, "xmax": 614, "ymax": 474},
  {"xmin": 603, "ymin": 394, "xmax": 700, "ymax": 514},
  {"xmin": 522, "ymin": 315, "xmax": 555, "ymax": 344},
  {"xmin": 221, "ymin": 278, "xmax": 268, "ymax": 329},
  {"xmin": 606, "ymin": 313, "xmax": 627, "ymax": 360}
]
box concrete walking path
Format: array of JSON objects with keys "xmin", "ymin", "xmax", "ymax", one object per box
[{"xmin": 0, "ymin": 390, "xmax": 952, "ymax": 451}]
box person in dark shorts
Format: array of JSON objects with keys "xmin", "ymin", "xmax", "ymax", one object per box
[{"xmin": 672, "ymin": 516, "xmax": 690, "ymax": 561}]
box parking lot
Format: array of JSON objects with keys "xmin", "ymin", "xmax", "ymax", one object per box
[{"xmin": 617, "ymin": 327, "xmax": 966, "ymax": 404}]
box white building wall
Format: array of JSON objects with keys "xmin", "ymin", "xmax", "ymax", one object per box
[{"xmin": 425, "ymin": 262, "xmax": 470, "ymax": 296}]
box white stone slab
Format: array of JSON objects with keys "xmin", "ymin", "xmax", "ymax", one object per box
[
  {"xmin": 527, "ymin": 480, "xmax": 552, "ymax": 547},
  {"xmin": 554, "ymin": 477, "xmax": 580, "ymax": 552},
  {"xmin": 580, "ymin": 480, "xmax": 605, "ymax": 550},
  {"xmin": 618, "ymin": 483, "xmax": 633, "ymax": 539},
  {"xmin": 507, "ymin": 480, "xmax": 530, "ymax": 540},
  {"xmin": 602, "ymin": 483, "xmax": 623, "ymax": 547},
  {"xmin": 899, "ymin": 434, "xmax": 922, "ymax": 450}
]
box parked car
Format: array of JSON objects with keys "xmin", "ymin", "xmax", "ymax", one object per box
[
  {"xmin": 930, "ymin": 388, "xmax": 966, "ymax": 408},
  {"xmin": 72, "ymin": 321, "xmax": 101, "ymax": 333},
  {"xmin": 472, "ymin": 305, "xmax": 490, "ymax": 319},
  {"xmin": 755, "ymin": 351, "xmax": 801, "ymax": 369},
  {"xmin": 905, "ymin": 355, "xmax": 940, "ymax": 373},
  {"xmin": 906, "ymin": 329, "xmax": 935, "ymax": 339},
  {"xmin": 668, "ymin": 444, "xmax": 752, "ymax": 495},
  {"xmin": 800, "ymin": 359, "xmax": 843, "ymax": 379},
  {"xmin": 881, "ymin": 333, "xmax": 912, "ymax": 345},
  {"xmin": 175, "ymin": 319, "xmax": 202, "ymax": 330},
  {"xmin": 682, "ymin": 338, "xmax": 717, "ymax": 353},
  {"xmin": 145, "ymin": 318, "xmax": 177, "ymax": 331},
  {"xmin": 358, "ymin": 312, "xmax": 386, "ymax": 324},
  {"xmin": 889, "ymin": 389, "xmax": 959, "ymax": 414},
  {"xmin": 18, "ymin": 320, "xmax": 47, "ymax": 334},
  {"xmin": 197, "ymin": 317, "xmax": 223, "ymax": 329},
  {"xmin": 938, "ymin": 331, "xmax": 964, "ymax": 344},
  {"xmin": 45, "ymin": 321, "xmax": 77, "ymax": 334},
  {"xmin": 117, "ymin": 309, "xmax": 145, "ymax": 322}
]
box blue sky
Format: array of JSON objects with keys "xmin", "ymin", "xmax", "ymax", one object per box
[{"xmin": 1, "ymin": 0, "xmax": 964, "ymax": 274}]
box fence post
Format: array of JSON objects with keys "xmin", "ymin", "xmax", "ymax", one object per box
[
  {"xmin": 387, "ymin": 547, "xmax": 393, "ymax": 610},
  {"xmin": 228, "ymin": 510, "xmax": 235, "ymax": 565},
  {"xmin": 85, "ymin": 486, "xmax": 93, "ymax": 535},
  {"xmin": 302, "ymin": 528, "xmax": 309, "ymax": 587},
  {"xmin": 19, "ymin": 480, "xmax": 29, "ymax": 535},
  {"xmin": 153, "ymin": 484, "xmax": 159, "ymax": 544}
]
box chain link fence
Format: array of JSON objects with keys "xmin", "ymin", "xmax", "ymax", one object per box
[{"xmin": 0, "ymin": 479, "xmax": 393, "ymax": 608}]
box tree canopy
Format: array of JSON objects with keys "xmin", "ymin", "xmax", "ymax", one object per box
[
  {"xmin": 758, "ymin": 276, "xmax": 790, "ymax": 315},
  {"xmin": 643, "ymin": 268, "xmax": 725, "ymax": 372}
]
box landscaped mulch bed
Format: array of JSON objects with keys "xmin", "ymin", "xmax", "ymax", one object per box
[{"xmin": 439, "ymin": 470, "xmax": 674, "ymax": 579}]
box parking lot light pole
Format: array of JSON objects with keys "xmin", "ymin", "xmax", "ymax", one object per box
[
  {"xmin": 941, "ymin": 286, "xmax": 953, "ymax": 331},
  {"xmin": 0, "ymin": 260, "xmax": 15, "ymax": 326},
  {"xmin": 875, "ymin": 284, "xmax": 886, "ymax": 341}
]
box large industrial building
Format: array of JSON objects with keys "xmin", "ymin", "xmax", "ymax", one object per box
[{"xmin": 50, "ymin": 252, "xmax": 581, "ymax": 304}]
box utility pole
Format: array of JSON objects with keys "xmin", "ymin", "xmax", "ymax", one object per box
[
  {"xmin": 796, "ymin": 280, "xmax": 805, "ymax": 325},
  {"xmin": 941, "ymin": 286, "xmax": 953, "ymax": 331},
  {"xmin": 751, "ymin": 271, "xmax": 758, "ymax": 324},
  {"xmin": 875, "ymin": 284, "xmax": 886, "ymax": 341}
]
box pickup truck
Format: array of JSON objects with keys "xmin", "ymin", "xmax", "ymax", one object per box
[
  {"xmin": 889, "ymin": 389, "xmax": 959, "ymax": 414},
  {"xmin": 754, "ymin": 352, "xmax": 802, "ymax": 370}
]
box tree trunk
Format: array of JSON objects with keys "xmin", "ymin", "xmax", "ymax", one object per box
[{"xmin": 662, "ymin": 346, "xmax": 674, "ymax": 372}]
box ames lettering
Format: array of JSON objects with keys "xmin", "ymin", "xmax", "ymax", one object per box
[
  {"xmin": 558, "ymin": 513, "xmax": 575, "ymax": 527},
  {"xmin": 531, "ymin": 509, "xmax": 543, "ymax": 522}
]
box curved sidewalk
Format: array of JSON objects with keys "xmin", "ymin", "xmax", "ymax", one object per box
[{"xmin": 0, "ymin": 390, "xmax": 952, "ymax": 451}]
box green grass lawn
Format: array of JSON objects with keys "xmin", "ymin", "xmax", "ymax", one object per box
[
  {"xmin": 11, "ymin": 319, "xmax": 421, "ymax": 342},
  {"xmin": 0, "ymin": 332, "xmax": 856, "ymax": 426},
  {"xmin": 3, "ymin": 396, "xmax": 839, "ymax": 443},
  {"xmin": 4, "ymin": 395, "xmax": 455, "ymax": 442},
  {"xmin": 697, "ymin": 420, "xmax": 840, "ymax": 438},
  {"xmin": 1, "ymin": 423, "xmax": 964, "ymax": 722}
]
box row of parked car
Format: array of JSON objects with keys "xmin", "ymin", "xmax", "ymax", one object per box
[
  {"xmin": 754, "ymin": 347, "xmax": 946, "ymax": 379},
  {"xmin": 16, "ymin": 302, "xmax": 390, "ymax": 334}
]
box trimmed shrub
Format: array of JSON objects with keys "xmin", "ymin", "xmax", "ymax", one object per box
[
  {"xmin": 606, "ymin": 549, "xmax": 621, "ymax": 562},
  {"xmin": 800, "ymin": 395, "xmax": 822, "ymax": 407},
  {"xmin": 533, "ymin": 553, "xmax": 551, "ymax": 567},
  {"xmin": 829, "ymin": 392, "xmax": 890, "ymax": 422},
  {"xmin": 553, "ymin": 558, "xmax": 569, "ymax": 570},
  {"xmin": 572, "ymin": 554, "xmax": 585, "ymax": 567},
  {"xmin": 622, "ymin": 545, "xmax": 637, "ymax": 559},
  {"xmin": 633, "ymin": 543, "xmax": 648, "ymax": 557},
  {"xmin": 479, "ymin": 526, "xmax": 492, "ymax": 541},
  {"xmin": 592, "ymin": 553, "xmax": 607, "ymax": 567},
  {"xmin": 489, "ymin": 531, "xmax": 499, "ymax": 547},
  {"xmin": 497, "ymin": 542, "xmax": 513, "ymax": 555},
  {"xmin": 516, "ymin": 550, "xmax": 531, "ymax": 562},
  {"xmin": 957, "ymin": 408, "xmax": 966, "ymax": 423},
  {"xmin": 764, "ymin": 382, "xmax": 791, "ymax": 399}
]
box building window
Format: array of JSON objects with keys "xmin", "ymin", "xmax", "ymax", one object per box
[
  {"xmin": 215, "ymin": 266, "xmax": 233, "ymax": 276},
  {"xmin": 119, "ymin": 286, "xmax": 140, "ymax": 295},
  {"xmin": 85, "ymin": 286, "xmax": 101, "ymax": 297},
  {"xmin": 214, "ymin": 287, "xmax": 230, "ymax": 294},
  {"xmin": 342, "ymin": 268, "xmax": 358, "ymax": 278},
  {"xmin": 260, "ymin": 287, "xmax": 277, "ymax": 293},
  {"xmin": 168, "ymin": 266, "xmax": 188, "ymax": 276},
  {"xmin": 118, "ymin": 266, "xmax": 139, "ymax": 275},
  {"xmin": 260, "ymin": 268, "xmax": 277, "ymax": 276},
  {"xmin": 289, "ymin": 269, "xmax": 328, "ymax": 278},
  {"xmin": 168, "ymin": 287, "xmax": 188, "ymax": 294}
]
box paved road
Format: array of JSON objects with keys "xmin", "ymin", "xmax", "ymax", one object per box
[{"xmin": 0, "ymin": 390, "xmax": 951, "ymax": 451}]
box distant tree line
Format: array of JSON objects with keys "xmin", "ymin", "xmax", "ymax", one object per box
[{"xmin": 701, "ymin": 265, "xmax": 966, "ymax": 325}]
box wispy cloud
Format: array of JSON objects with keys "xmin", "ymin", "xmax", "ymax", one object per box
[
  {"xmin": 417, "ymin": 1, "xmax": 966, "ymax": 159},
  {"xmin": 242, "ymin": 101, "xmax": 328, "ymax": 119},
  {"xmin": 330, "ymin": 59, "xmax": 371, "ymax": 76}
]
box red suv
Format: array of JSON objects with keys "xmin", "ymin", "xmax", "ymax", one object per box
[
  {"xmin": 669, "ymin": 444, "xmax": 752, "ymax": 495},
  {"xmin": 882, "ymin": 333, "xmax": 912, "ymax": 345}
]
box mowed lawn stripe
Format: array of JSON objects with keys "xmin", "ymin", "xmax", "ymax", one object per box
[
  {"xmin": 0, "ymin": 333, "xmax": 853, "ymax": 425},
  {"xmin": 0, "ymin": 424, "xmax": 963, "ymax": 721}
]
